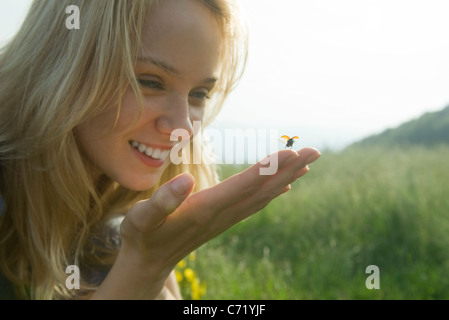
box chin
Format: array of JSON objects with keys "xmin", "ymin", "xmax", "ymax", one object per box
[
  {"xmin": 112, "ymin": 161, "xmax": 170, "ymax": 191},
  {"xmin": 112, "ymin": 172, "xmax": 160, "ymax": 191}
]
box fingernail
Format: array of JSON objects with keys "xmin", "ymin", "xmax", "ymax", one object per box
[{"xmin": 171, "ymin": 174, "xmax": 193, "ymax": 196}]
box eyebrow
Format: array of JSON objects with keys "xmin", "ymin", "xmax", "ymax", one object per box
[
  {"xmin": 137, "ymin": 55, "xmax": 218, "ymax": 84},
  {"xmin": 137, "ymin": 55, "xmax": 181, "ymax": 76}
]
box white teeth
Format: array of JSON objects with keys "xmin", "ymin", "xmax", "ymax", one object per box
[
  {"xmin": 130, "ymin": 141, "xmax": 170, "ymax": 161},
  {"xmin": 138, "ymin": 143, "xmax": 146, "ymax": 153},
  {"xmin": 145, "ymin": 147, "xmax": 153, "ymax": 156},
  {"xmin": 152, "ymin": 148, "xmax": 161, "ymax": 159},
  {"xmin": 161, "ymin": 150, "xmax": 170, "ymax": 159}
]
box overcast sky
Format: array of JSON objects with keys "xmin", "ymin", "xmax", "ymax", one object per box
[{"xmin": 2, "ymin": 0, "xmax": 449, "ymax": 150}]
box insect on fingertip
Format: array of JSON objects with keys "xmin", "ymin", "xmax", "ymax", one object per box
[{"xmin": 281, "ymin": 135, "xmax": 300, "ymax": 149}]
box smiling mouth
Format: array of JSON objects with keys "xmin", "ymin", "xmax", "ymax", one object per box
[{"xmin": 129, "ymin": 140, "xmax": 170, "ymax": 161}]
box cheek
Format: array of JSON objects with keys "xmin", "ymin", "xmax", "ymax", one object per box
[
  {"xmin": 189, "ymin": 107, "xmax": 204, "ymax": 123},
  {"xmin": 114, "ymin": 90, "xmax": 143, "ymax": 132},
  {"xmin": 75, "ymin": 93, "xmax": 140, "ymax": 163}
]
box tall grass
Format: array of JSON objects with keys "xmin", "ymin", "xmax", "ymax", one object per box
[{"xmin": 192, "ymin": 145, "xmax": 449, "ymax": 299}]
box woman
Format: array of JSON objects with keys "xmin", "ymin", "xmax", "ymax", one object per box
[{"xmin": 0, "ymin": 0, "xmax": 320, "ymax": 299}]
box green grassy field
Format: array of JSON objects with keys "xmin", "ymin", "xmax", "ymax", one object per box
[{"xmin": 180, "ymin": 145, "xmax": 449, "ymax": 299}]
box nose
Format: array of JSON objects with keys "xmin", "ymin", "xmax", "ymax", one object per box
[{"xmin": 155, "ymin": 95, "xmax": 194, "ymax": 137}]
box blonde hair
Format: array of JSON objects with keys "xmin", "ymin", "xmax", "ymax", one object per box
[{"xmin": 0, "ymin": 0, "xmax": 247, "ymax": 299}]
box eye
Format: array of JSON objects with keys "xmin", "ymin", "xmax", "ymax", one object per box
[
  {"xmin": 189, "ymin": 89, "xmax": 210, "ymax": 101},
  {"xmin": 138, "ymin": 79, "xmax": 163, "ymax": 90}
]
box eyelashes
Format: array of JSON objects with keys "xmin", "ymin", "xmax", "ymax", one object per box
[
  {"xmin": 138, "ymin": 79, "xmax": 163, "ymax": 90},
  {"xmin": 189, "ymin": 90, "xmax": 210, "ymax": 100},
  {"xmin": 138, "ymin": 79, "xmax": 211, "ymax": 102}
]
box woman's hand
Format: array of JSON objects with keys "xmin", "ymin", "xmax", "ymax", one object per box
[{"xmin": 91, "ymin": 147, "xmax": 320, "ymax": 299}]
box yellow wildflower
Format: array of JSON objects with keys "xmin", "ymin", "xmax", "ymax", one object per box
[
  {"xmin": 191, "ymin": 278, "xmax": 201, "ymax": 300},
  {"xmin": 184, "ymin": 268, "xmax": 195, "ymax": 283},
  {"xmin": 191, "ymin": 278, "xmax": 207, "ymax": 300},
  {"xmin": 177, "ymin": 259, "xmax": 186, "ymax": 269},
  {"xmin": 175, "ymin": 270, "xmax": 183, "ymax": 283}
]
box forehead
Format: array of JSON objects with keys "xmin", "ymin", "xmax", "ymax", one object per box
[{"xmin": 138, "ymin": 0, "xmax": 223, "ymax": 77}]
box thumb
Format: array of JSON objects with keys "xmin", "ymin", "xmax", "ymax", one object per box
[{"xmin": 124, "ymin": 173, "xmax": 195, "ymax": 233}]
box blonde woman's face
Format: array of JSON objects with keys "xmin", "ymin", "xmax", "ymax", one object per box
[{"xmin": 76, "ymin": 0, "xmax": 222, "ymax": 190}]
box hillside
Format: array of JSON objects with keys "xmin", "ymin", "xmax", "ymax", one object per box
[{"xmin": 352, "ymin": 105, "xmax": 449, "ymax": 148}]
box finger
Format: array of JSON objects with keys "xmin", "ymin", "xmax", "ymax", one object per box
[
  {"xmin": 228, "ymin": 149, "xmax": 320, "ymax": 216},
  {"xmin": 295, "ymin": 147, "xmax": 321, "ymax": 166},
  {"xmin": 289, "ymin": 148, "xmax": 320, "ymax": 181},
  {"xmin": 280, "ymin": 184, "xmax": 292, "ymax": 194},
  {"xmin": 292, "ymin": 165, "xmax": 310, "ymax": 180},
  {"xmin": 123, "ymin": 173, "xmax": 195, "ymax": 234},
  {"xmin": 261, "ymin": 148, "xmax": 320, "ymax": 191},
  {"xmin": 199, "ymin": 149, "xmax": 299, "ymax": 211}
]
